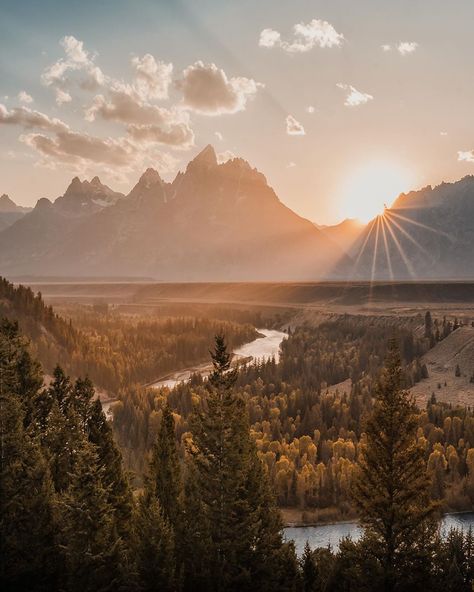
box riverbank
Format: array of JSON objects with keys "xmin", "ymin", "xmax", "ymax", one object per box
[
  {"xmin": 149, "ymin": 328, "xmax": 286, "ymax": 390},
  {"xmin": 284, "ymin": 512, "xmax": 474, "ymax": 555}
]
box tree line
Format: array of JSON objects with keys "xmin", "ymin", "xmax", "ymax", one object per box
[{"xmin": 2, "ymin": 321, "xmax": 473, "ymax": 591}]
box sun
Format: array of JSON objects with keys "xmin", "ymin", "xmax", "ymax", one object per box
[{"xmin": 339, "ymin": 162, "xmax": 415, "ymax": 223}]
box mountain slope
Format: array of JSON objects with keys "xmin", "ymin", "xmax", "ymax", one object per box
[
  {"xmin": 316, "ymin": 218, "xmax": 364, "ymax": 252},
  {"xmin": 0, "ymin": 146, "xmax": 349, "ymax": 280},
  {"xmin": 346, "ymin": 176, "xmax": 474, "ymax": 280},
  {"xmin": 0, "ymin": 193, "xmax": 32, "ymax": 231}
]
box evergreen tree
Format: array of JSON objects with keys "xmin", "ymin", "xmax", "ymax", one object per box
[
  {"xmin": 132, "ymin": 493, "xmax": 177, "ymax": 592},
  {"xmin": 88, "ymin": 398, "xmax": 134, "ymax": 540},
  {"xmin": 185, "ymin": 335, "xmax": 297, "ymax": 592},
  {"xmin": 353, "ymin": 341, "xmax": 437, "ymax": 592},
  {"xmin": 147, "ymin": 404, "xmax": 182, "ymax": 530},
  {"xmin": 301, "ymin": 543, "xmax": 318, "ymax": 592},
  {"xmin": 0, "ymin": 319, "xmax": 58, "ymax": 592},
  {"xmin": 59, "ymin": 439, "xmax": 126, "ymax": 592}
]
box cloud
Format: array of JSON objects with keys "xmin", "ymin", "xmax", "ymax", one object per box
[
  {"xmin": 259, "ymin": 29, "xmax": 281, "ymax": 48},
  {"xmin": 215, "ymin": 131, "xmax": 223, "ymax": 141},
  {"xmin": 127, "ymin": 122, "xmax": 194, "ymax": 148},
  {"xmin": 259, "ymin": 19, "xmax": 344, "ymax": 53},
  {"xmin": 61, "ymin": 35, "xmax": 89, "ymax": 64},
  {"xmin": 457, "ymin": 150, "xmax": 474, "ymax": 163},
  {"xmin": 131, "ymin": 54, "xmax": 173, "ymax": 100},
  {"xmin": 397, "ymin": 42, "xmax": 418, "ymax": 55},
  {"xmin": 0, "ymin": 104, "xmax": 68, "ymax": 133},
  {"xmin": 176, "ymin": 61, "xmax": 263, "ymax": 115},
  {"xmin": 440, "ymin": 131, "xmax": 448, "ymax": 136},
  {"xmin": 336, "ymin": 83, "xmax": 373, "ymax": 107},
  {"xmin": 20, "ymin": 129, "xmax": 179, "ymax": 180},
  {"xmin": 18, "ymin": 91, "xmax": 33, "ymax": 104},
  {"xmin": 286, "ymin": 115, "xmax": 305, "ymax": 136},
  {"xmin": 20, "ymin": 130, "xmax": 133, "ymax": 167},
  {"xmin": 287, "ymin": 161, "xmax": 296, "ymax": 168},
  {"xmin": 55, "ymin": 88, "xmax": 72, "ymax": 105},
  {"xmin": 306, "ymin": 105, "xmax": 315, "ymax": 114},
  {"xmin": 217, "ymin": 150, "xmax": 235, "ymax": 163},
  {"xmin": 42, "ymin": 35, "xmax": 105, "ymax": 91},
  {"xmin": 85, "ymin": 85, "xmax": 194, "ymax": 148},
  {"xmin": 382, "ymin": 42, "xmax": 418, "ymax": 56}
]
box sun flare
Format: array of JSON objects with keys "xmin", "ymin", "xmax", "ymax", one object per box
[{"xmin": 340, "ymin": 162, "xmax": 415, "ymax": 223}]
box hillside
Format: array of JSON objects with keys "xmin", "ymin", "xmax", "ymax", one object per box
[
  {"xmin": 349, "ymin": 176, "xmax": 474, "ymax": 279},
  {"xmin": 410, "ymin": 326, "xmax": 474, "ymax": 406}
]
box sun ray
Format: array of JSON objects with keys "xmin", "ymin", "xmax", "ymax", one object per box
[
  {"xmin": 389, "ymin": 210, "xmax": 454, "ymax": 241},
  {"xmin": 380, "ymin": 216, "xmax": 394, "ymax": 280},
  {"xmin": 349, "ymin": 217, "xmax": 377, "ymax": 279},
  {"xmin": 384, "ymin": 211, "xmax": 434, "ymax": 261},
  {"xmin": 367, "ymin": 216, "xmax": 382, "ymax": 305},
  {"xmin": 382, "ymin": 215, "xmax": 416, "ymax": 278}
]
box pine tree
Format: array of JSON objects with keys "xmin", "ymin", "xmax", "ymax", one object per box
[
  {"xmin": 87, "ymin": 398, "xmax": 134, "ymax": 540},
  {"xmin": 132, "ymin": 493, "xmax": 177, "ymax": 592},
  {"xmin": 353, "ymin": 340, "xmax": 437, "ymax": 592},
  {"xmin": 59, "ymin": 439, "xmax": 126, "ymax": 592},
  {"xmin": 0, "ymin": 319, "xmax": 58, "ymax": 592},
  {"xmin": 185, "ymin": 334, "xmax": 298, "ymax": 592},
  {"xmin": 301, "ymin": 543, "xmax": 317, "ymax": 592},
  {"xmin": 147, "ymin": 404, "xmax": 182, "ymax": 530}
]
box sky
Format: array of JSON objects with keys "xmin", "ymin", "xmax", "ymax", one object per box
[{"xmin": 2, "ymin": 0, "xmax": 474, "ymax": 224}]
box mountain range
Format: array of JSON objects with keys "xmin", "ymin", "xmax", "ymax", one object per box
[
  {"xmin": 1, "ymin": 146, "xmax": 473, "ymax": 280},
  {"xmin": 0, "ymin": 146, "xmax": 349, "ymax": 280}
]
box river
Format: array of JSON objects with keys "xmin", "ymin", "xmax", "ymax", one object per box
[
  {"xmin": 150, "ymin": 328, "xmax": 287, "ymax": 390},
  {"xmin": 284, "ymin": 513, "xmax": 474, "ymax": 556}
]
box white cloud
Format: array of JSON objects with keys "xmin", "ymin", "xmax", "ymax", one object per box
[
  {"xmin": 337, "ymin": 83, "xmax": 373, "ymax": 107},
  {"xmin": 458, "ymin": 150, "xmax": 474, "ymax": 163},
  {"xmin": 259, "ymin": 29, "xmax": 282, "ymax": 48},
  {"xmin": 287, "ymin": 161, "xmax": 296, "ymax": 168},
  {"xmin": 258, "ymin": 19, "xmax": 344, "ymax": 53},
  {"xmin": 286, "ymin": 115, "xmax": 305, "ymax": 136},
  {"xmin": 131, "ymin": 54, "xmax": 173, "ymax": 100},
  {"xmin": 18, "ymin": 91, "xmax": 33, "ymax": 104},
  {"xmin": 381, "ymin": 44, "xmax": 392, "ymax": 52},
  {"xmin": 176, "ymin": 61, "xmax": 263, "ymax": 115},
  {"xmin": 397, "ymin": 42, "xmax": 418, "ymax": 56},
  {"xmin": 42, "ymin": 35, "xmax": 105, "ymax": 91},
  {"xmin": 440, "ymin": 131, "xmax": 448, "ymax": 136},
  {"xmin": 217, "ymin": 150, "xmax": 235, "ymax": 163},
  {"xmin": 306, "ymin": 105, "xmax": 315, "ymax": 114},
  {"xmin": 61, "ymin": 35, "xmax": 89, "ymax": 64},
  {"xmin": 215, "ymin": 131, "xmax": 223, "ymax": 141},
  {"xmin": 0, "ymin": 103, "xmax": 68, "ymax": 133},
  {"xmin": 55, "ymin": 88, "xmax": 72, "ymax": 105}
]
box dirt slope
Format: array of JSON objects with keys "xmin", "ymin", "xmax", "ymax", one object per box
[{"xmin": 411, "ymin": 327, "xmax": 474, "ymax": 407}]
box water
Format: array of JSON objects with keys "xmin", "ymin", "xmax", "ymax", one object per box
[
  {"xmin": 285, "ymin": 513, "xmax": 474, "ymax": 556},
  {"xmin": 233, "ymin": 329, "xmax": 287, "ymax": 362},
  {"xmin": 150, "ymin": 328, "xmax": 286, "ymax": 389}
]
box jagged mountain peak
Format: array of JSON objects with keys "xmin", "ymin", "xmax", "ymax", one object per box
[
  {"xmin": 187, "ymin": 144, "xmax": 218, "ymax": 170},
  {"xmin": 34, "ymin": 197, "xmax": 53, "ymax": 211},
  {"xmin": 128, "ymin": 168, "xmax": 166, "ymax": 202},
  {"xmin": 0, "ymin": 194, "xmax": 20, "ymax": 212},
  {"xmin": 138, "ymin": 168, "xmax": 163, "ymax": 186}
]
